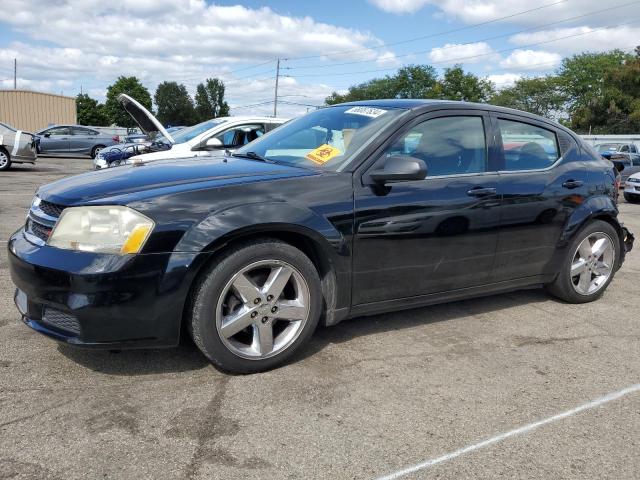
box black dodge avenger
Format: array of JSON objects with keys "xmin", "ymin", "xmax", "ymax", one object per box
[{"xmin": 8, "ymin": 100, "xmax": 634, "ymax": 373}]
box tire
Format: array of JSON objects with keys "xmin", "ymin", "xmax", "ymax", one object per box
[
  {"xmin": 91, "ymin": 145, "xmax": 106, "ymax": 159},
  {"xmin": 545, "ymin": 220, "xmax": 620, "ymax": 303},
  {"xmin": 0, "ymin": 148, "xmax": 11, "ymax": 171},
  {"xmin": 188, "ymin": 238, "xmax": 322, "ymax": 373},
  {"xmin": 624, "ymin": 193, "xmax": 640, "ymax": 203}
]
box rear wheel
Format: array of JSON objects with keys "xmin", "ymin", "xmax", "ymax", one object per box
[
  {"xmin": 0, "ymin": 148, "xmax": 11, "ymax": 171},
  {"xmin": 91, "ymin": 145, "xmax": 105, "ymax": 159},
  {"xmin": 188, "ymin": 239, "xmax": 322, "ymax": 373},
  {"xmin": 546, "ymin": 220, "xmax": 619, "ymax": 303}
]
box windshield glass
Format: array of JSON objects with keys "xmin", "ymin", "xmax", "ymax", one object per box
[
  {"xmin": 168, "ymin": 119, "xmax": 227, "ymax": 144},
  {"xmin": 0, "ymin": 122, "xmax": 16, "ymax": 132},
  {"xmin": 235, "ymin": 105, "xmax": 406, "ymax": 171}
]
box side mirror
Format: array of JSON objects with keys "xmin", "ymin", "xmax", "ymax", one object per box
[
  {"xmin": 370, "ymin": 155, "xmax": 427, "ymax": 184},
  {"xmin": 614, "ymin": 161, "xmax": 625, "ymax": 172},
  {"xmin": 43, "ymin": 133, "xmax": 51, "ymax": 138},
  {"xmin": 204, "ymin": 138, "xmax": 223, "ymax": 149}
]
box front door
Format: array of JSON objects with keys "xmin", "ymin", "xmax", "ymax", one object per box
[
  {"xmin": 353, "ymin": 111, "xmax": 501, "ymax": 305},
  {"xmin": 40, "ymin": 127, "xmax": 70, "ymax": 153}
]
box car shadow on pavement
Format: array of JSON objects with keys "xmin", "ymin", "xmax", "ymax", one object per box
[
  {"xmin": 57, "ymin": 342, "xmax": 211, "ymax": 376},
  {"xmin": 291, "ymin": 287, "xmax": 554, "ymax": 365},
  {"xmin": 56, "ymin": 288, "xmax": 552, "ymax": 375}
]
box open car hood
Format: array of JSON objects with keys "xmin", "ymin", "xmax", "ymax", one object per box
[{"xmin": 117, "ymin": 94, "xmax": 175, "ymax": 144}]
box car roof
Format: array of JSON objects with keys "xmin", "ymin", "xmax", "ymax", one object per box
[{"xmin": 334, "ymin": 99, "xmax": 575, "ymax": 136}]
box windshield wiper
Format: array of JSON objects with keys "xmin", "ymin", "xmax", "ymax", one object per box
[{"xmin": 231, "ymin": 151, "xmax": 275, "ymax": 164}]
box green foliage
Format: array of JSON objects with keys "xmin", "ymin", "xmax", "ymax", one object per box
[
  {"xmin": 194, "ymin": 78, "xmax": 230, "ymax": 121},
  {"xmin": 490, "ymin": 77, "xmax": 564, "ymax": 119},
  {"xmin": 104, "ymin": 76, "xmax": 153, "ymax": 128},
  {"xmin": 325, "ymin": 64, "xmax": 492, "ymax": 105},
  {"xmin": 437, "ymin": 65, "xmax": 494, "ymax": 102},
  {"xmin": 154, "ymin": 81, "xmax": 197, "ymax": 126},
  {"xmin": 76, "ymin": 93, "xmax": 109, "ymax": 126}
]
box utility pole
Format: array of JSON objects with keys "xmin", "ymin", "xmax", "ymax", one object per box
[
  {"xmin": 273, "ymin": 58, "xmax": 280, "ymax": 117},
  {"xmin": 14, "ymin": 58, "xmax": 17, "ymax": 89}
]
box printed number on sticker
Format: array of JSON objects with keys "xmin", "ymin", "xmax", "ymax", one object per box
[
  {"xmin": 306, "ymin": 144, "xmax": 341, "ymax": 165},
  {"xmin": 344, "ymin": 106, "xmax": 387, "ymax": 118}
]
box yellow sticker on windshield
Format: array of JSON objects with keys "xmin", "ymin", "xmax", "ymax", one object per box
[{"xmin": 306, "ymin": 144, "xmax": 341, "ymax": 165}]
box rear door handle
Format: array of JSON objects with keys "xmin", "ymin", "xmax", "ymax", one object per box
[
  {"xmin": 562, "ymin": 180, "xmax": 583, "ymax": 189},
  {"xmin": 467, "ymin": 187, "xmax": 496, "ymax": 197}
]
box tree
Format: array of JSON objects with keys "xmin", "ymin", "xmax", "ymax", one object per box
[
  {"xmin": 490, "ymin": 77, "xmax": 565, "ymax": 119},
  {"xmin": 437, "ymin": 65, "xmax": 494, "ymax": 103},
  {"xmin": 194, "ymin": 78, "xmax": 229, "ymax": 121},
  {"xmin": 326, "ymin": 65, "xmax": 439, "ymax": 104},
  {"xmin": 104, "ymin": 76, "xmax": 153, "ymax": 128},
  {"xmin": 76, "ymin": 93, "xmax": 109, "ymax": 126},
  {"xmin": 154, "ymin": 81, "xmax": 197, "ymax": 126},
  {"xmin": 557, "ymin": 50, "xmax": 633, "ymax": 118},
  {"xmin": 569, "ymin": 47, "xmax": 640, "ymax": 133}
]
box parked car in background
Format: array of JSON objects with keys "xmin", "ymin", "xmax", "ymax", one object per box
[
  {"xmin": 94, "ymin": 94, "xmax": 288, "ymax": 168},
  {"xmin": 603, "ymin": 152, "xmax": 640, "ymax": 183},
  {"xmin": 595, "ymin": 143, "xmax": 639, "ymax": 155},
  {"xmin": 0, "ymin": 122, "xmax": 37, "ymax": 171},
  {"xmin": 35, "ymin": 125, "xmax": 119, "ymax": 158},
  {"xmin": 9, "ymin": 100, "xmax": 634, "ymax": 373},
  {"xmin": 624, "ymin": 172, "xmax": 640, "ymax": 203}
]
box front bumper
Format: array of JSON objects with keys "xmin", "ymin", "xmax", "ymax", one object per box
[{"xmin": 8, "ymin": 229, "xmax": 209, "ymax": 348}]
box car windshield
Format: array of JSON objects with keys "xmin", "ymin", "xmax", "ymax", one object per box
[
  {"xmin": 234, "ymin": 105, "xmax": 407, "ymax": 171},
  {"xmin": 167, "ymin": 119, "xmax": 227, "ymax": 144},
  {"xmin": 0, "ymin": 122, "xmax": 16, "ymax": 132},
  {"xmin": 596, "ymin": 144, "xmax": 623, "ymax": 152}
]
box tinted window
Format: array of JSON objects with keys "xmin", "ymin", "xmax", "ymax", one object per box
[
  {"xmin": 71, "ymin": 127, "xmax": 96, "ymax": 135},
  {"xmin": 384, "ymin": 116, "xmax": 487, "ymax": 176},
  {"xmin": 498, "ymin": 119, "xmax": 559, "ymax": 171},
  {"xmin": 215, "ymin": 125, "xmax": 265, "ymax": 147},
  {"xmin": 46, "ymin": 127, "xmax": 70, "ymax": 136}
]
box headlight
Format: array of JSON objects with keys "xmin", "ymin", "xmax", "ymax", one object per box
[{"xmin": 48, "ymin": 206, "xmax": 154, "ymax": 254}]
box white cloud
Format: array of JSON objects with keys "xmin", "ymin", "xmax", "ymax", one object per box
[
  {"xmin": 376, "ymin": 51, "xmax": 401, "ymax": 67},
  {"xmin": 429, "ymin": 42, "xmax": 497, "ymax": 65},
  {"xmin": 368, "ymin": 0, "xmax": 431, "ymax": 14},
  {"xmin": 499, "ymin": 49, "xmax": 561, "ymax": 70},
  {"xmin": 0, "ymin": 0, "xmax": 384, "ymax": 115},
  {"xmin": 509, "ymin": 25, "xmax": 640, "ymax": 55},
  {"xmin": 487, "ymin": 73, "xmax": 521, "ymax": 88}
]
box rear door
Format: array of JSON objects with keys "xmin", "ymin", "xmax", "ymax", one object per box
[
  {"xmin": 69, "ymin": 127, "xmax": 98, "ymax": 154},
  {"xmin": 352, "ymin": 110, "xmax": 502, "ymax": 304},
  {"xmin": 491, "ymin": 113, "xmax": 589, "ymax": 281}
]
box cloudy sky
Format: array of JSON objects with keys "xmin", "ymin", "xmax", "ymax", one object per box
[{"xmin": 0, "ymin": 0, "xmax": 638, "ymax": 118}]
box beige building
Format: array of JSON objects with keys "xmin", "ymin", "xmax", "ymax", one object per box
[{"xmin": 0, "ymin": 90, "xmax": 76, "ymax": 133}]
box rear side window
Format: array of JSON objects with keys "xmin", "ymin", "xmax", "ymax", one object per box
[
  {"xmin": 498, "ymin": 119, "xmax": 559, "ymax": 171},
  {"xmin": 385, "ymin": 116, "xmax": 487, "ymax": 176}
]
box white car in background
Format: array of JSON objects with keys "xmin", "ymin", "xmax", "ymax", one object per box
[
  {"xmin": 624, "ymin": 172, "xmax": 640, "ymax": 203},
  {"xmin": 94, "ymin": 94, "xmax": 288, "ymax": 168}
]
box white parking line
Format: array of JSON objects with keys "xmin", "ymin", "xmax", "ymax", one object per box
[{"xmin": 376, "ymin": 383, "xmax": 640, "ymax": 480}]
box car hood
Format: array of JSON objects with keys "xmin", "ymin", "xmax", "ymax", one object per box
[
  {"xmin": 37, "ymin": 157, "xmax": 318, "ymax": 205},
  {"xmin": 118, "ymin": 94, "xmax": 175, "ymax": 144}
]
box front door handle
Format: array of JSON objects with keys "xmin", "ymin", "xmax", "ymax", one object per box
[
  {"xmin": 467, "ymin": 187, "xmax": 496, "ymax": 197},
  {"xmin": 562, "ymin": 180, "xmax": 583, "ymax": 189}
]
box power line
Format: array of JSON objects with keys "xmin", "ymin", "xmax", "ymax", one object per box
[
  {"xmin": 284, "ymin": 0, "xmax": 640, "ymax": 71},
  {"xmin": 284, "ymin": 17, "xmax": 640, "ymax": 78},
  {"xmin": 284, "ymin": 0, "xmax": 568, "ymax": 62}
]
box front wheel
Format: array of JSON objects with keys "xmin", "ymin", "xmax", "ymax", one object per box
[
  {"xmin": 0, "ymin": 148, "xmax": 11, "ymax": 171},
  {"xmin": 546, "ymin": 220, "xmax": 619, "ymax": 303},
  {"xmin": 188, "ymin": 239, "xmax": 322, "ymax": 373}
]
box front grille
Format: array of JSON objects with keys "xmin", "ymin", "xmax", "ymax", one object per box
[
  {"xmin": 41, "ymin": 308, "xmax": 81, "ymax": 335},
  {"xmin": 39, "ymin": 200, "xmax": 65, "ymax": 218},
  {"xmin": 26, "ymin": 217, "xmax": 52, "ymax": 242}
]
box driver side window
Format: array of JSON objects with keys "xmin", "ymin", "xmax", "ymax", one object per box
[
  {"xmin": 215, "ymin": 125, "xmax": 265, "ymax": 148},
  {"xmin": 47, "ymin": 127, "xmax": 70, "ymax": 136},
  {"xmin": 384, "ymin": 116, "xmax": 488, "ymax": 177}
]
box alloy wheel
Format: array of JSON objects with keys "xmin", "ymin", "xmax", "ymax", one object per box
[
  {"xmin": 0, "ymin": 151, "xmax": 8, "ymax": 169},
  {"xmin": 215, "ymin": 259, "xmax": 311, "ymax": 360},
  {"xmin": 571, "ymin": 232, "xmax": 615, "ymax": 295}
]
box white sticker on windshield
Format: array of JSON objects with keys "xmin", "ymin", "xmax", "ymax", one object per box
[{"xmin": 344, "ymin": 106, "xmax": 387, "ymax": 118}]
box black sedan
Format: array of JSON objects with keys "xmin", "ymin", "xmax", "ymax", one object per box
[{"xmin": 8, "ymin": 100, "xmax": 634, "ymax": 373}]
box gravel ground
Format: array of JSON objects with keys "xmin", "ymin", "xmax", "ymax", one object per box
[{"xmin": 1, "ymin": 156, "xmax": 639, "ymax": 480}]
